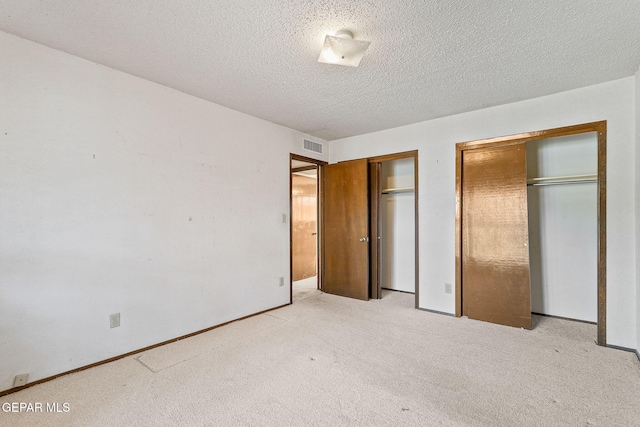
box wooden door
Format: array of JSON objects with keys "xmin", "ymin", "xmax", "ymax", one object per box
[
  {"xmin": 462, "ymin": 143, "xmax": 532, "ymax": 329},
  {"xmin": 322, "ymin": 159, "xmax": 369, "ymax": 300},
  {"xmin": 292, "ymin": 174, "xmax": 318, "ymax": 281}
]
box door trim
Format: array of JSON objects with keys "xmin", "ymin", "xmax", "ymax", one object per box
[
  {"xmin": 290, "ymin": 154, "xmax": 327, "ymax": 304},
  {"xmin": 370, "ymin": 162, "xmax": 381, "ymax": 299},
  {"xmin": 455, "ymin": 121, "xmax": 607, "ymax": 346}
]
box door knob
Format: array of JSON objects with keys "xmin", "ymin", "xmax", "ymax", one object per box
[{"xmin": 359, "ymin": 237, "xmax": 369, "ymax": 242}]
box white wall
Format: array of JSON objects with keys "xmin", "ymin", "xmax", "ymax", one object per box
[
  {"xmin": 331, "ymin": 77, "xmax": 637, "ymax": 349},
  {"xmin": 0, "ymin": 31, "xmax": 327, "ymax": 392}
]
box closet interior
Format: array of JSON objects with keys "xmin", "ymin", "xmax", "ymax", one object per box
[
  {"xmin": 526, "ymin": 132, "xmax": 598, "ymax": 323},
  {"xmin": 379, "ymin": 157, "xmax": 416, "ymax": 294}
]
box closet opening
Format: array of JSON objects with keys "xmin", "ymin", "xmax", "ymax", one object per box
[
  {"xmin": 455, "ymin": 121, "xmax": 606, "ymax": 346},
  {"xmin": 290, "ymin": 154, "xmax": 327, "ymax": 304},
  {"xmin": 319, "ymin": 150, "xmax": 418, "ymax": 308},
  {"xmin": 369, "ymin": 151, "xmax": 419, "ymax": 308},
  {"xmin": 526, "ymin": 133, "xmax": 598, "ymax": 327}
]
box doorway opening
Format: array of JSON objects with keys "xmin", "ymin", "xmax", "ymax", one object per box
[
  {"xmin": 455, "ymin": 121, "xmax": 606, "ymax": 346},
  {"xmin": 290, "ymin": 154, "xmax": 326, "ymax": 304}
]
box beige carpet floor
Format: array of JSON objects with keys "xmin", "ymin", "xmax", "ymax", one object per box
[
  {"xmin": 293, "ymin": 276, "xmax": 321, "ymax": 303},
  {"xmin": 1, "ymin": 289, "xmax": 639, "ymax": 426}
]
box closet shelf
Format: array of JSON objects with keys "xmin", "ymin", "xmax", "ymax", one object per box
[
  {"xmin": 527, "ymin": 174, "xmax": 597, "ymax": 186},
  {"xmin": 381, "ymin": 187, "xmax": 415, "ymax": 194}
]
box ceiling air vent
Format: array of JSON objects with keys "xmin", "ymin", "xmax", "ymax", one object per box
[{"xmin": 303, "ymin": 139, "xmax": 323, "ymax": 154}]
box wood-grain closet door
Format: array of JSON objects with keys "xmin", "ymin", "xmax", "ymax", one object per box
[
  {"xmin": 462, "ymin": 143, "xmax": 532, "ymax": 329},
  {"xmin": 322, "ymin": 159, "xmax": 369, "ymax": 300}
]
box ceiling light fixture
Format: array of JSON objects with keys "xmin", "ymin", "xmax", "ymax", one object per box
[{"xmin": 318, "ymin": 29, "xmax": 371, "ymax": 67}]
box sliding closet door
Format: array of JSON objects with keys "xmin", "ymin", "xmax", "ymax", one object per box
[{"xmin": 462, "ymin": 143, "xmax": 532, "ymax": 329}]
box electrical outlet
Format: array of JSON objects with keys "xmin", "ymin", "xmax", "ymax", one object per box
[
  {"xmin": 14, "ymin": 374, "xmax": 28, "ymax": 387},
  {"xmin": 279, "ymin": 277, "xmax": 285, "ymax": 287},
  {"xmin": 445, "ymin": 283, "xmax": 452, "ymax": 294},
  {"xmin": 110, "ymin": 313, "xmax": 120, "ymax": 328}
]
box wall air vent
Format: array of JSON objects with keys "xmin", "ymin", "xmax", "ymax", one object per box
[{"xmin": 303, "ymin": 139, "xmax": 323, "ymax": 154}]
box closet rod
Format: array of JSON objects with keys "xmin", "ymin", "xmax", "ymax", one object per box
[
  {"xmin": 527, "ymin": 174, "xmax": 597, "ymax": 186},
  {"xmin": 381, "ymin": 187, "xmax": 415, "ymax": 194}
]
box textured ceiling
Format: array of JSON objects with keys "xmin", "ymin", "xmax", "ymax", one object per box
[{"xmin": 2, "ymin": 1, "xmax": 640, "ymax": 141}]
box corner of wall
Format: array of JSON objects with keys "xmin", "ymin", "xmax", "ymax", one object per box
[{"xmin": 635, "ymin": 64, "xmax": 640, "ymax": 356}]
